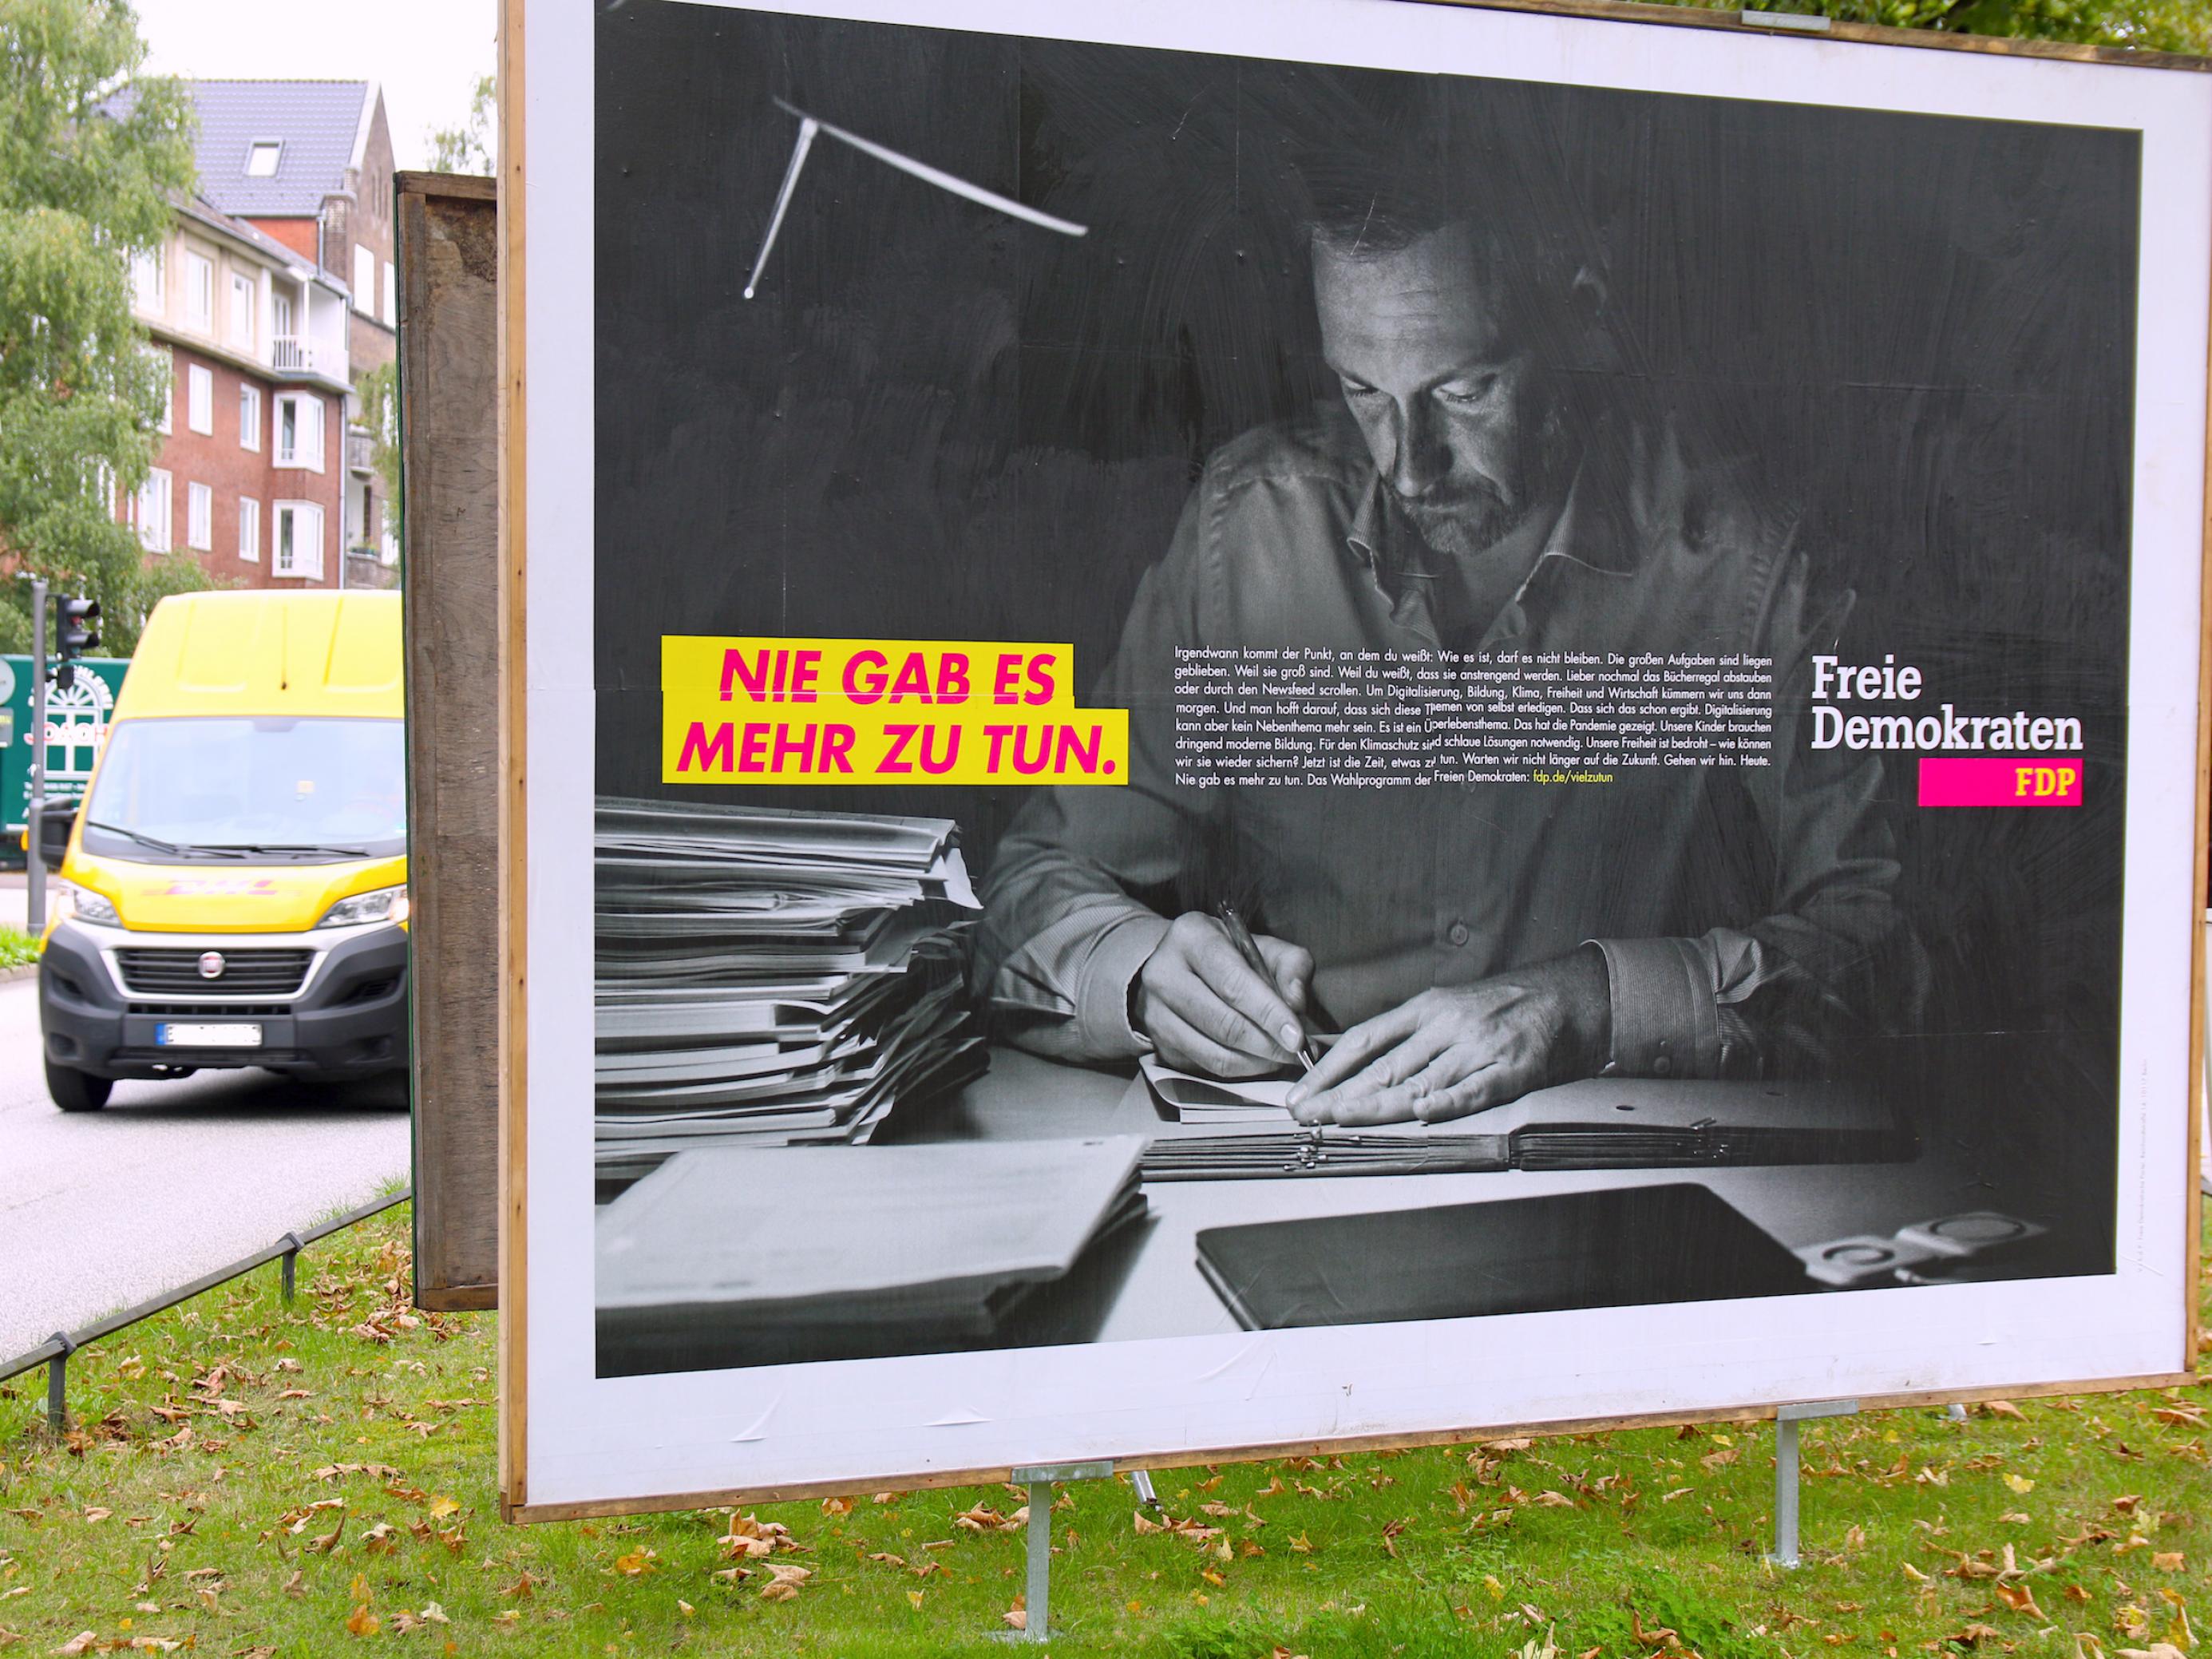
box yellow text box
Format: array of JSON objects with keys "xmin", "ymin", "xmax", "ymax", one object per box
[{"xmin": 661, "ymin": 635, "xmax": 1127, "ymax": 786}]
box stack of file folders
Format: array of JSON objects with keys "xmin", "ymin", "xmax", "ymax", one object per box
[
  {"xmin": 593, "ymin": 796, "xmax": 987, "ymax": 1178},
  {"xmin": 596, "ymin": 1138, "xmax": 1150, "ymax": 1373}
]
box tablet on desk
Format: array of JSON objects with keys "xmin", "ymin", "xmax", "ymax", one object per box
[{"xmin": 1194, "ymin": 1183, "xmax": 1817, "ymax": 1330}]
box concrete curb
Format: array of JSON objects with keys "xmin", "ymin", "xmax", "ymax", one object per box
[{"xmin": 0, "ymin": 960, "xmax": 38, "ymax": 986}]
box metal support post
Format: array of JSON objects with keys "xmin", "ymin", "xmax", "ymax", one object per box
[
  {"xmin": 1767, "ymin": 1399, "xmax": 1858, "ymax": 1568},
  {"xmin": 279, "ymin": 1233, "xmax": 304, "ymax": 1302},
  {"xmin": 26, "ymin": 576, "xmax": 46, "ymax": 936},
  {"xmin": 45, "ymin": 1332, "xmax": 73, "ymax": 1431},
  {"xmin": 994, "ymin": 1460, "xmax": 1113, "ymax": 1643},
  {"xmin": 1946, "ymin": 1403, "xmax": 1967, "ymax": 1423},
  {"xmin": 1131, "ymin": 1469, "xmax": 1161, "ymax": 1508}
]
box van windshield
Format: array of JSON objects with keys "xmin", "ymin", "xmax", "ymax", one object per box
[{"xmin": 79, "ymin": 716, "xmax": 405, "ymax": 864}]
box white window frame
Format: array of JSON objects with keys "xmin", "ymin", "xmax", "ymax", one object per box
[
  {"xmin": 146, "ymin": 344, "xmax": 171, "ymax": 435},
  {"xmin": 228, "ymin": 272, "xmax": 255, "ymax": 346},
  {"xmin": 136, "ymin": 469, "xmax": 172, "ymax": 552},
  {"xmin": 274, "ymin": 391, "xmax": 323, "ymax": 471},
  {"xmin": 187, "ymin": 363, "xmax": 213, "ymax": 434},
  {"xmin": 239, "ymin": 496, "xmax": 260, "ymax": 562},
  {"xmin": 246, "ymin": 139, "xmax": 281, "ymax": 177},
  {"xmin": 382, "ymin": 259, "xmax": 397, "ymax": 327},
  {"xmin": 272, "ymin": 500, "xmax": 324, "ymax": 580},
  {"xmin": 186, "ymin": 481, "xmax": 212, "ymax": 552},
  {"xmin": 132, "ymin": 247, "xmax": 164, "ymax": 313},
  {"xmin": 183, "ymin": 249, "xmax": 214, "ymax": 331},
  {"xmin": 353, "ymin": 244, "xmax": 375, "ymax": 315},
  {"xmin": 239, "ymin": 383, "xmax": 261, "ymax": 451}
]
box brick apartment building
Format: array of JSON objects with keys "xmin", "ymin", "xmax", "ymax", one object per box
[
  {"xmin": 116, "ymin": 81, "xmax": 401, "ymax": 589},
  {"xmin": 122, "ymin": 197, "xmax": 354, "ymax": 588}
]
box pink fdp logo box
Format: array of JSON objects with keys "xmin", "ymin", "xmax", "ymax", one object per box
[{"xmin": 1919, "ymin": 757, "xmax": 2083, "ymax": 807}]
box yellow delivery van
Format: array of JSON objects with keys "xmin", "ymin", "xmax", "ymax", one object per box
[{"xmin": 35, "ymin": 590, "xmax": 407, "ymax": 1111}]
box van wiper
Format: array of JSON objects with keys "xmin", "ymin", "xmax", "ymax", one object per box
[
  {"xmin": 84, "ymin": 820, "xmax": 248, "ymax": 860},
  {"xmin": 205, "ymin": 842, "xmax": 378, "ymax": 858}
]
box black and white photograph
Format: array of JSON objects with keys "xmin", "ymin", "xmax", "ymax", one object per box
[{"xmin": 507, "ymin": 0, "xmax": 2208, "ymax": 1511}]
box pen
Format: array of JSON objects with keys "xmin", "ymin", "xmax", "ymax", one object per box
[{"xmin": 1213, "ymin": 900, "xmax": 1317, "ymax": 1074}]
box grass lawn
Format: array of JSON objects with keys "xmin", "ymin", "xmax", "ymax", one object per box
[
  {"xmin": 0, "ymin": 1205, "xmax": 2204, "ymax": 1657},
  {"xmin": 0, "ymin": 925, "xmax": 38, "ymax": 970}
]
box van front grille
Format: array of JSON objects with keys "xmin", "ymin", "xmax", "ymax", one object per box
[{"xmin": 116, "ymin": 948, "xmax": 314, "ymax": 997}]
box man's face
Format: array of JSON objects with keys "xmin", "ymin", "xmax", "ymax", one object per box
[{"xmin": 1314, "ymin": 223, "xmax": 1554, "ymax": 560}]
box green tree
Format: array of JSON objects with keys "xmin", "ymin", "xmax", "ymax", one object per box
[
  {"xmin": 427, "ymin": 71, "xmax": 495, "ymax": 176},
  {"xmin": 0, "ymin": 0, "xmax": 204, "ymax": 658},
  {"xmin": 1680, "ymin": 0, "xmax": 2206, "ymax": 51},
  {"xmin": 357, "ymin": 358, "xmax": 402, "ymax": 569}
]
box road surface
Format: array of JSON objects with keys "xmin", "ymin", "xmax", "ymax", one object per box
[{"xmin": 0, "ymin": 972, "xmax": 411, "ymax": 1359}]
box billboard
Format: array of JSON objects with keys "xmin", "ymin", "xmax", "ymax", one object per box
[
  {"xmin": 501, "ymin": 0, "xmax": 2209, "ymax": 1518},
  {"xmin": 2, "ymin": 655, "xmax": 131, "ymax": 841}
]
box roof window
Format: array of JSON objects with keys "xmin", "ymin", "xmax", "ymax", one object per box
[{"xmin": 246, "ymin": 141, "xmax": 282, "ymax": 177}]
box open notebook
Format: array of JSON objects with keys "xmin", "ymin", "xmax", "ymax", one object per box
[{"xmin": 1138, "ymin": 1058, "xmax": 1911, "ymax": 1180}]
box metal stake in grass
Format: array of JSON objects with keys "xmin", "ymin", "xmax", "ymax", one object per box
[
  {"xmin": 1767, "ymin": 1399, "xmax": 1858, "ymax": 1568},
  {"xmin": 995, "ymin": 1461, "xmax": 1114, "ymax": 1642}
]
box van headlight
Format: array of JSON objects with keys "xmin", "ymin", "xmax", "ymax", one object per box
[
  {"xmin": 316, "ymin": 884, "xmax": 410, "ymax": 928},
  {"xmin": 58, "ymin": 881, "xmax": 120, "ymax": 927}
]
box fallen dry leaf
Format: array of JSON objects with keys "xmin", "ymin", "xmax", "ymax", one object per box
[
  {"xmin": 953, "ymin": 1504, "xmax": 1027, "ymax": 1534},
  {"xmin": 344, "ymin": 1605, "xmax": 379, "ymax": 1637},
  {"xmin": 53, "ymin": 1635, "xmax": 98, "ymax": 1657},
  {"xmin": 2151, "ymin": 1552, "xmax": 2184, "ymax": 1572},
  {"xmin": 758, "ymin": 1563, "xmax": 811, "ymax": 1602},
  {"xmin": 2004, "ymin": 1474, "xmax": 2036, "ymax": 1495},
  {"xmin": 1994, "ymin": 1582, "xmax": 2047, "ymax": 1620}
]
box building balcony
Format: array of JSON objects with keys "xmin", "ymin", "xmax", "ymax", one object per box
[
  {"xmin": 346, "ymin": 426, "xmax": 374, "ymax": 477},
  {"xmin": 271, "ymin": 335, "xmax": 338, "ymax": 378}
]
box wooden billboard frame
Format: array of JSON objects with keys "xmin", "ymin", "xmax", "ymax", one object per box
[
  {"xmin": 493, "ymin": 0, "xmax": 2208, "ymax": 1522},
  {"xmin": 399, "ymin": 168, "xmax": 502, "ymax": 1313}
]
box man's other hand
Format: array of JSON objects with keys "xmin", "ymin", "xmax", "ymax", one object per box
[
  {"xmin": 1134, "ymin": 913, "xmax": 1315, "ymax": 1079},
  {"xmin": 1285, "ymin": 947, "xmax": 1611, "ymax": 1125}
]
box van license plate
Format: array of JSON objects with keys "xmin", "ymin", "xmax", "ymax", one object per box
[{"xmin": 156, "ymin": 1024, "xmax": 263, "ymax": 1048}]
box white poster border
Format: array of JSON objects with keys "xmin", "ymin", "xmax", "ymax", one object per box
[{"xmin": 510, "ymin": 0, "xmax": 2209, "ymax": 1514}]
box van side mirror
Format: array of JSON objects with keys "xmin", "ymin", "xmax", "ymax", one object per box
[{"xmin": 34, "ymin": 800, "xmax": 76, "ymax": 872}]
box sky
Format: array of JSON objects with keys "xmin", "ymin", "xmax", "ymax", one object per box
[{"xmin": 128, "ymin": 0, "xmax": 499, "ymax": 172}]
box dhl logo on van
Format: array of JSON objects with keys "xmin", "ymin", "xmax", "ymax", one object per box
[{"xmin": 156, "ymin": 877, "xmax": 284, "ymax": 897}]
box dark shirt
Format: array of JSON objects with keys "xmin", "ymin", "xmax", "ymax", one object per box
[{"xmin": 976, "ymin": 400, "xmax": 1912, "ymax": 1080}]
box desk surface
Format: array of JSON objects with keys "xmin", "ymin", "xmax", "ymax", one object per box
[{"xmin": 605, "ymin": 1048, "xmax": 1990, "ymax": 1352}]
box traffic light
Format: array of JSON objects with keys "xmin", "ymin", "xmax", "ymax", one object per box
[{"xmin": 53, "ymin": 596, "xmax": 98, "ymax": 691}]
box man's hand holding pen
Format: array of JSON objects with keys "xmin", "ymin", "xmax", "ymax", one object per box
[
  {"xmin": 1134, "ymin": 911, "xmax": 1315, "ymax": 1079},
  {"xmin": 1285, "ymin": 946, "xmax": 1613, "ymax": 1126}
]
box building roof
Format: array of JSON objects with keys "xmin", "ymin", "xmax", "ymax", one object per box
[
  {"xmin": 176, "ymin": 191, "xmax": 342, "ymax": 295},
  {"xmin": 182, "ymin": 81, "xmax": 377, "ymax": 218}
]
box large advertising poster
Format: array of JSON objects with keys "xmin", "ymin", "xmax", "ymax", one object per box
[{"xmin": 505, "ymin": 0, "xmax": 2209, "ymax": 1515}]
